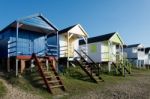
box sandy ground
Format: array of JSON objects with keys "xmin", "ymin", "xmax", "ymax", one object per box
[
  {"xmin": 70, "ymin": 71, "xmax": 150, "ymax": 99},
  {"xmin": 0, "ymin": 79, "xmax": 42, "ymax": 99}
]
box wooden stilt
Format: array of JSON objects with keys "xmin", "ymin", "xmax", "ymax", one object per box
[
  {"xmin": 20, "ymin": 60, "xmax": 25, "ymax": 74},
  {"xmin": 46, "ymin": 59, "xmax": 49, "ymax": 71},
  {"xmin": 108, "ymin": 62, "xmax": 111, "ymax": 72},
  {"xmin": 7, "ymin": 58, "xmax": 10, "ymax": 72},
  {"xmin": 67, "ymin": 61, "xmax": 69, "ymax": 68},
  {"xmin": 16, "ymin": 59, "xmax": 18, "ymax": 76}
]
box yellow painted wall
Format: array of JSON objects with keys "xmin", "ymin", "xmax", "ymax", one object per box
[
  {"xmin": 60, "ymin": 34, "xmax": 77, "ymax": 57},
  {"xmin": 68, "ymin": 37, "xmax": 76, "ymax": 57},
  {"xmin": 101, "ymin": 41, "xmax": 109, "ymax": 61},
  {"xmin": 110, "ymin": 33, "xmax": 123, "ymax": 44}
]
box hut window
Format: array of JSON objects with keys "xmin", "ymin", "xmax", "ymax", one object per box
[
  {"xmin": 138, "ymin": 48, "xmax": 144, "ymax": 52},
  {"xmin": 132, "ymin": 48, "xmax": 137, "ymax": 53},
  {"xmin": 90, "ymin": 44, "xmax": 97, "ymax": 53}
]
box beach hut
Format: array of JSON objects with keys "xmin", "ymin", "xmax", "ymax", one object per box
[
  {"xmin": 79, "ymin": 32, "xmax": 124, "ymax": 72},
  {"xmin": 0, "ymin": 13, "xmax": 58, "ymax": 75},
  {"xmin": 145, "ymin": 47, "xmax": 150, "ymax": 68},
  {"xmin": 58, "ymin": 24, "xmax": 88, "ymax": 67},
  {"xmin": 124, "ymin": 44, "xmax": 145, "ymax": 68}
]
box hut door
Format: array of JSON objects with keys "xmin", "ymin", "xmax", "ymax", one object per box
[
  {"xmin": 101, "ymin": 42, "xmax": 109, "ymax": 61},
  {"xmin": 111, "ymin": 44, "xmax": 116, "ymax": 62},
  {"xmin": 69, "ymin": 38, "xmax": 75, "ymax": 57}
]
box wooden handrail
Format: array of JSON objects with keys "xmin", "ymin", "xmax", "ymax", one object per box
[
  {"xmin": 47, "ymin": 57, "xmax": 65, "ymax": 91},
  {"xmin": 31, "ymin": 53, "xmax": 52, "ymax": 93},
  {"xmin": 80, "ymin": 49, "xmax": 101, "ymax": 74},
  {"xmin": 74, "ymin": 58, "xmax": 98, "ymax": 83},
  {"xmin": 31, "ymin": 53, "xmax": 65, "ymax": 93},
  {"xmin": 74, "ymin": 49, "xmax": 101, "ymax": 76}
]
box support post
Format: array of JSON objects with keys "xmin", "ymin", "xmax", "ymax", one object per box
[
  {"xmin": 7, "ymin": 57, "xmax": 10, "ymax": 72},
  {"xmin": 108, "ymin": 41, "xmax": 112, "ymax": 72},
  {"xmin": 20, "ymin": 60, "xmax": 25, "ymax": 74},
  {"xmin": 56, "ymin": 31, "xmax": 59, "ymax": 72},
  {"xmin": 46, "ymin": 59, "xmax": 49, "ymax": 71},
  {"xmin": 85, "ymin": 37, "xmax": 88, "ymax": 61},
  {"xmin": 121, "ymin": 45, "xmax": 123, "ymax": 63},
  {"xmin": 108, "ymin": 62, "xmax": 111, "ymax": 73},
  {"xmin": 67, "ymin": 32, "xmax": 69, "ymax": 68},
  {"xmin": 136, "ymin": 60, "xmax": 138, "ymax": 68},
  {"xmin": 16, "ymin": 59, "xmax": 18, "ymax": 76},
  {"xmin": 139, "ymin": 60, "xmax": 142, "ymax": 69},
  {"xmin": 16, "ymin": 22, "xmax": 19, "ymax": 76}
]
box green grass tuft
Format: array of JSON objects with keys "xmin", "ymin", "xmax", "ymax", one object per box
[{"xmin": 0, "ymin": 81, "xmax": 7, "ymax": 97}]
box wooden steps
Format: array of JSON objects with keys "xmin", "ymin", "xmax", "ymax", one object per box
[
  {"xmin": 112, "ymin": 62, "xmax": 123, "ymax": 75},
  {"xmin": 31, "ymin": 53, "xmax": 65, "ymax": 94},
  {"xmin": 73, "ymin": 50, "xmax": 104, "ymax": 83},
  {"xmin": 112, "ymin": 60, "xmax": 131, "ymax": 76}
]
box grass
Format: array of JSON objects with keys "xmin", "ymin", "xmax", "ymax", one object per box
[
  {"xmin": 0, "ymin": 80, "xmax": 7, "ymax": 97},
  {"xmin": 1, "ymin": 67, "xmax": 150, "ymax": 99}
]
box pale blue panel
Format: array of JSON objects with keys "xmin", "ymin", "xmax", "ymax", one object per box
[{"xmin": 20, "ymin": 16, "xmax": 55, "ymax": 30}]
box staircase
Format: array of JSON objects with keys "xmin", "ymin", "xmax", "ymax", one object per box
[
  {"xmin": 112, "ymin": 58, "xmax": 131, "ymax": 76},
  {"xmin": 112, "ymin": 62, "xmax": 123, "ymax": 75},
  {"xmin": 122, "ymin": 58, "xmax": 131, "ymax": 75},
  {"xmin": 73, "ymin": 50, "xmax": 104, "ymax": 83},
  {"xmin": 31, "ymin": 53, "xmax": 65, "ymax": 94}
]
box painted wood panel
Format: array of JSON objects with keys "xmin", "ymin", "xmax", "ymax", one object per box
[
  {"xmin": 110, "ymin": 33, "xmax": 122, "ymax": 44},
  {"xmin": 101, "ymin": 41, "xmax": 109, "ymax": 61},
  {"xmin": 88, "ymin": 42, "xmax": 101, "ymax": 63},
  {"xmin": 20, "ymin": 16, "xmax": 55, "ymax": 30},
  {"xmin": 59, "ymin": 34, "xmax": 79, "ymax": 58},
  {"xmin": 69, "ymin": 25, "xmax": 87, "ymax": 37},
  {"xmin": 0, "ymin": 28, "xmax": 47, "ymax": 57}
]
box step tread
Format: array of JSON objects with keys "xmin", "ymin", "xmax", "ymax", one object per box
[
  {"xmin": 47, "ymin": 80, "xmax": 60, "ymax": 83},
  {"xmin": 45, "ymin": 75, "xmax": 59, "ymax": 78},
  {"xmin": 50, "ymin": 85, "xmax": 64, "ymax": 89}
]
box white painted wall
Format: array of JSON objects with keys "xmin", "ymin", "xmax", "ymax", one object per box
[
  {"xmin": 145, "ymin": 52, "xmax": 150, "ymax": 65},
  {"xmin": 59, "ymin": 35, "xmax": 67, "ymax": 57},
  {"xmin": 80, "ymin": 42, "xmax": 120, "ymax": 63},
  {"xmin": 138, "ymin": 51, "xmax": 145, "ymax": 60},
  {"xmin": 80, "ymin": 42, "xmax": 101, "ymax": 63}
]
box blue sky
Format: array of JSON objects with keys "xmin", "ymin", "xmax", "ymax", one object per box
[{"xmin": 0, "ymin": 0, "xmax": 150, "ymax": 47}]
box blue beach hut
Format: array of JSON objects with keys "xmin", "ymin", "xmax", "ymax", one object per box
[{"xmin": 0, "ymin": 14, "xmax": 58, "ymax": 75}]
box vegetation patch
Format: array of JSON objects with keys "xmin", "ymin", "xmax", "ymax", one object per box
[{"xmin": 0, "ymin": 80, "xmax": 7, "ymax": 97}]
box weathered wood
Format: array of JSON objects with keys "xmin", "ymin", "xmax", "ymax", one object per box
[
  {"xmin": 17, "ymin": 55, "xmax": 31, "ymax": 60},
  {"xmin": 74, "ymin": 49, "xmax": 103, "ymax": 83},
  {"xmin": 20, "ymin": 60, "xmax": 26, "ymax": 74},
  {"xmin": 32, "ymin": 53, "xmax": 65, "ymax": 94},
  {"xmin": 7, "ymin": 58, "xmax": 10, "ymax": 72}
]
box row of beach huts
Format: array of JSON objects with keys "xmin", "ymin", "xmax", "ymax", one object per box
[{"xmin": 0, "ymin": 13, "xmax": 149, "ymax": 93}]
